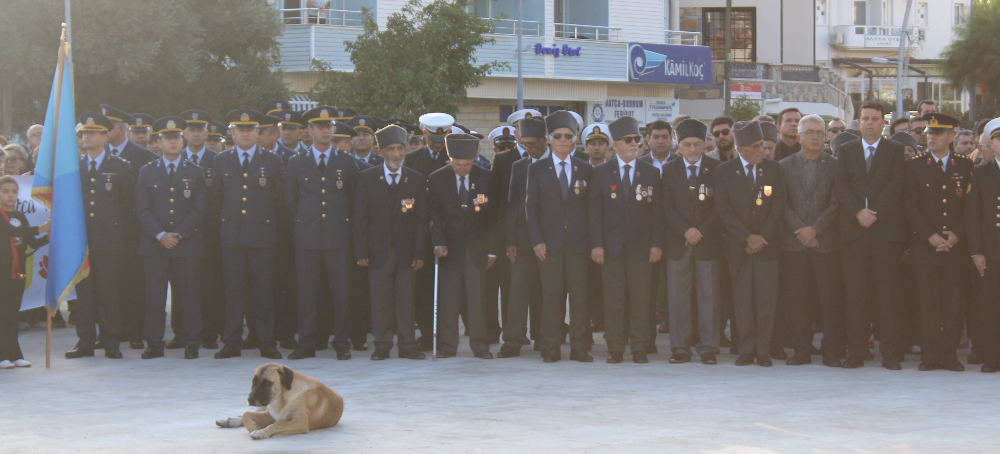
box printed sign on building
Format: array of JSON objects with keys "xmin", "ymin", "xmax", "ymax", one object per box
[
  {"xmin": 587, "ymin": 97, "xmax": 679, "ymax": 126},
  {"xmin": 628, "ymin": 43, "xmax": 712, "ymax": 84}
]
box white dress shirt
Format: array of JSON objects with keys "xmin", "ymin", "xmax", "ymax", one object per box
[
  {"xmin": 617, "ymin": 156, "xmax": 636, "ymax": 183},
  {"xmin": 686, "ymin": 156, "xmax": 703, "ymax": 179},
  {"xmin": 383, "ymin": 164, "xmax": 401, "ymax": 184},
  {"xmin": 738, "ymin": 154, "xmax": 756, "ymax": 186},
  {"xmin": 552, "ymin": 153, "xmax": 572, "ymax": 182},
  {"xmin": 862, "ymin": 137, "xmax": 881, "ymax": 161}
]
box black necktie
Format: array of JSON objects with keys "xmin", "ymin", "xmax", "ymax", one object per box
[
  {"xmin": 458, "ymin": 176, "xmax": 468, "ymax": 210},
  {"xmin": 939, "ymin": 159, "xmax": 946, "ymax": 174},
  {"xmin": 242, "ymin": 152, "xmax": 250, "ymax": 172},
  {"xmin": 432, "ymin": 151, "xmax": 438, "ymax": 161},
  {"xmin": 389, "ymin": 172, "xmax": 398, "ymax": 187},
  {"xmin": 746, "ymin": 164, "xmax": 755, "ymax": 188},
  {"xmin": 688, "ymin": 164, "xmax": 698, "ymax": 189},
  {"xmin": 621, "ymin": 164, "xmax": 631, "ymax": 191},
  {"xmin": 866, "ymin": 146, "xmax": 875, "ymax": 171},
  {"xmin": 559, "ymin": 161, "xmax": 569, "ymax": 199},
  {"xmin": 168, "ymin": 163, "xmax": 175, "ymax": 181},
  {"xmin": 319, "ymin": 153, "xmax": 327, "ymax": 173},
  {"xmin": 89, "ymin": 160, "xmax": 97, "ymax": 178},
  {"xmin": 191, "ymin": 153, "xmax": 198, "ymax": 166}
]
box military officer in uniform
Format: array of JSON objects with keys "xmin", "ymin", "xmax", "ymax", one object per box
[
  {"xmin": 67, "ymin": 112, "xmax": 133, "ymax": 360},
  {"xmin": 404, "ymin": 113, "xmax": 454, "ymax": 351},
  {"xmin": 127, "ymin": 113, "xmax": 154, "ymax": 148},
  {"xmin": 275, "ymin": 110, "xmax": 308, "ymax": 154},
  {"xmin": 206, "ymin": 121, "xmax": 226, "ymax": 154},
  {"xmin": 258, "ymin": 114, "xmax": 297, "ymax": 166},
  {"xmin": 714, "ymin": 120, "xmax": 787, "ymax": 367},
  {"xmin": 904, "ymin": 113, "xmax": 973, "ymax": 371},
  {"xmin": 135, "ymin": 117, "xmax": 207, "ymax": 360},
  {"xmin": 589, "ymin": 116, "xmax": 664, "ymax": 364},
  {"xmin": 101, "ymin": 104, "xmax": 158, "ymax": 173},
  {"xmin": 348, "ymin": 116, "xmax": 385, "ymax": 166},
  {"xmin": 147, "ymin": 128, "xmax": 162, "ymax": 156},
  {"xmin": 285, "ymin": 106, "xmax": 362, "ymax": 360},
  {"xmin": 354, "ymin": 125, "xmax": 428, "ymax": 360},
  {"xmin": 406, "ymin": 124, "xmax": 425, "ymax": 153},
  {"xmin": 967, "ymin": 119, "xmax": 1000, "ymax": 373},
  {"xmin": 180, "ymin": 109, "xmax": 213, "ymax": 168},
  {"xmin": 261, "ymin": 99, "xmax": 291, "ymax": 116},
  {"xmin": 209, "ymin": 109, "xmax": 284, "ymax": 360},
  {"xmin": 527, "ymin": 111, "xmax": 593, "ymax": 362}
]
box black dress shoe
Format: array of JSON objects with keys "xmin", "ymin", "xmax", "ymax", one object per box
[
  {"xmin": 371, "ymin": 349, "xmax": 390, "ymax": 360},
  {"xmin": 184, "ymin": 346, "xmax": 199, "ymax": 359},
  {"xmin": 242, "ymin": 338, "xmax": 259, "ymax": 350},
  {"xmin": 632, "ymin": 352, "xmax": 648, "ymax": 363},
  {"xmin": 841, "ymin": 356, "xmax": 864, "ymax": 368},
  {"xmin": 735, "ymin": 354, "xmax": 755, "ymax": 366},
  {"xmin": 668, "ymin": 353, "xmax": 690, "ymax": 364},
  {"xmin": 352, "ymin": 341, "xmax": 368, "ymax": 351},
  {"xmin": 435, "ymin": 351, "xmax": 456, "ymax": 359},
  {"xmin": 93, "ymin": 340, "xmax": 104, "ymax": 350},
  {"xmin": 279, "ymin": 339, "xmax": 299, "ymax": 350},
  {"xmin": 399, "ymin": 351, "xmax": 426, "ymax": 360},
  {"xmin": 570, "ymin": 350, "xmax": 593, "ymax": 362},
  {"xmin": 214, "ymin": 346, "xmax": 241, "ymax": 359},
  {"xmin": 130, "ymin": 340, "xmax": 145, "ymax": 350},
  {"xmin": 770, "ymin": 347, "xmax": 788, "ymax": 360},
  {"xmin": 202, "ymin": 340, "xmax": 219, "ymax": 350},
  {"xmin": 497, "ymin": 344, "xmax": 520, "ymax": 358},
  {"xmin": 607, "ymin": 352, "xmax": 623, "ymax": 364},
  {"xmin": 474, "ymin": 351, "xmax": 494, "ymax": 359},
  {"xmin": 701, "ymin": 354, "xmax": 717, "ymax": 365},
  {"xmin": 647, "ymin": 343, "xmax": 659, "ymax": 354},
  {"xmin": 288, "ymin": 348, "xmax": 316, "ymax": 360},
  {"xmin": 786, "ymin": 353, "xmax": 811, "ymax": 366},
  {"xmin": 542, "ymin": 355, "xmax": 559, "ymax": 363},
  {"xmin": 141, "ymin": 347, "xmax": 164, "ymax": 359},
  {"xmin": 259, "ymin": 346, "xmax": 282, "ymax": 360},
  {"xmin": 104, "ymin": 346, "xmax": 123, "ymax": 359},
  {"xmin": 918, "ymin": 362, "xmax": 938, "ymax": 371},
  {"xmin": 822, "ymin": 357, "xmax": 842, "ymax": 368},
  {"xmin": 968, "ymin": 350, "xmax": 985, "ymax": 365},
  {"xmin": 883, "ymin": 360, "xmax": 902, "ymax": 370},
  {"xmin": 756, "ymin": 356, "xmax": 773, "ymax": 367},
  {"xmin": 942, "ymin": 361, "xmax": 965, "ymax": 372},
  {"xmin": 335, "ymin": 348, "xmax": 352, "ymax": 360},
  {"xmin": 65, "ymin": 347, "xmax": 95, "ymax": 359},
  {"xmin": 164, "ymin": 338, "xmax": 184, "ymax": 350},
  {"xmin": 981, "ymin": 362, "xmax": 999, "ymax": 373}
]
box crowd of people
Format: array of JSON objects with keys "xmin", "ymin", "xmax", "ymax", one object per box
[{"xmin": 1, "ymin": 97, "xmax": 997, "ymax": 374}]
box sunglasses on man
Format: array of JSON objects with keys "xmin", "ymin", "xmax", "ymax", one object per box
[
  {"xmin": 712, "ymin": 129, "xmax": 731, "ymax": 138},
  {"xmin": 619, "ymin": 135, "xmax": 642, "ymax": 144},
  {"xmin": 828, "ymin": 127, "xmax": 845, "ymax": 134}
]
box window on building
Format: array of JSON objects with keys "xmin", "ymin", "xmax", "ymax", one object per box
[
  {"xmin": 702, "ymin": 8, "xmax": 755, "ymax": 62},
  {"xmin": 472, "ymin": 0, "xmax": 546, "ymax": 36},
  {"xmin": 954, "ymin": 3, "xmax": 966, "ymax": 27},
  {"xmin": 816, "ymin": 0, "xmax": 828, "ymax": 26},
  {"xmin": 554, "ymin": 0, "xmax": 610, "ymax": 40},
  {"xmin": 854, "ymin": 1, "xmax": 867, "ymax": 34},
  {"xmin": 917, "ymin": 2, "xmax": 929, "ymax": 27}
]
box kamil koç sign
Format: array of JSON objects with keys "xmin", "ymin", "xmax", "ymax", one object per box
[{"xmin": 628, "ymin": 43, "xmax": 712, "ymax": 85}]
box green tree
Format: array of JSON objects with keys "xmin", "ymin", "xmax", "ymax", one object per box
[
  {"xmin": 309, "ymin": 0, "xmax": 505, "ymax": 123},
  {"xmin": 941, "ymin": 1, "xmax": 1000, "ymax": 104},
  {"xmin": 0, "ymin": 0, "xmax": 288, "ymax": 137},
  {"xmin": 726, "ymin": 95, "xmax": 760, "ymax": 121}
]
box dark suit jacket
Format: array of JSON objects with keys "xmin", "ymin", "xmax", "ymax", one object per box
[
  {"xmin": 284, "ymin": 149, "xmax": 359, "ymax": 250},
  {"xmin": 834, "ymin": 138, "xmax": 906, "ymax": 243},
  {"xmin": 506, "ymin": 156, "xmax": 533, "ymax": 250},
  {"xmin": 135, "ymin": 159, "xmax": 207, "ymax": 257},
  {"xmin": 427, "ymin": 165, "xmax": 497, "ymax": 271},
  {"xmin": 208, "ymin": 146, "xmax": 285, "ymax": 248},
  {"xmin": 779, "ymin": 151, "xmax": 840, "ymax": 252},
  {"xmin": 106, "ymin": 140, "xmax": 157, "ymax": 177},
  {"xmin": 403, "ymin": 146, "xmax": 448, "ymax": 183},
  {"xmin": 492, "ymin": 148, "xmax": 526, "ymax": 251},
  {"xmin": 661, "ymin": 156, "xmax": 723, "ymax": 261},
  {"xmin": 639, "ymin": 153, "xmax": 680, "ymax": 178},
  {"xmin": 775, "ymin": 140, "xmax": 801, "ymax": 162},
  {"xmin": 353, "ymin": 165, "xmax": 427, "ymax": 268},
  {"xmin": 80, "ymin": 154, "xmax": 134, "ymax": 251},
  {"xmin": 714, "ymin": 157, "xmax": 786, "ymax": 263},
  {"xmin": 525, "ymin": 155, "xmax": 592, "ymax": 255},
  {"xmin": 967, "ymin": 159, "xmax": 1000, "ymax": 260},
  {"xmin": 904, "ymin": 152, "xmax": 974, "ymax": 266},
  {"xmin": 588, "ymin": 158, "xmax": 664, "ymax": 261}
]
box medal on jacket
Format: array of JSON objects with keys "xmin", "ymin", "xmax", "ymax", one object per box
[
  {"xmin": 636, "ymin": 184, "xmax": 643, "ymax": 201},
  {"xmin": 610, "ymin": 184, "xmax": 617, "ymax": 199},
  {"xmin": 699, "ymin": 184, "xmax": 706, "ymax": 201},
  {"xmin": 473, "ymin": 199, "xmax": 480, "ymax": 212},
  {"xmin": 336, "ymin": 169, "xmax": 344, "ymax": 189},
  {"xmin": 756, "ymin": 190, "xmax": 763, "ymax": 206},
  {"xmin": 764, "ymin": 185, "xmax": 772, "ymax": 197},
  {"xmin": 105, "ymin": 173, "xmax": 114, "ymax": 192},
  {"xmin": 956, "ymin": 179, "xmax": 963, "ymax": 197},
  {"xmin": 574, "ymin": 180, "xmax": 580, "ymax": 195},
  {"xmin": 646, "ymin": 186, "xmax": 653, "ymax": 202},
  {"xmin": 402, "ymin": 198, "xmax": 414, "ymax": 213},
  {"xmin": 259, "ymin": 167, "xmax": 267, "ymax": 187},
  {"xmin": 183, "ymin": 179, "xmax": 192, "ymax": 198},
  {"xmin": 206, "ymin": 168, "xmax": 213, "ymax": 182}
]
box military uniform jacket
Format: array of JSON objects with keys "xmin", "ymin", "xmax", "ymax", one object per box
[
  {"xmin": 588, "ymin": 158, "xmax": 664, "ymax": 262},
  {"xmin": 106, "ymin": 140, "xmax": 157, "ymax": 177},
  {"xmin": 403, "ymin": 146, "xmax": 448, "ymax": 183},
  {"xmin": 779, "ymin": 151, "xmax": 840, "ymax": 253},
  {"xmin": 184, "ymin": 149, "xmax": 218, "ymax": 184},
  {"xmin": 834, "ymin": 138, "xmax": 907, "ymax": 243},
  {"xmin": 353, "ymin": 151, "xmax": 384, "ymax": 167},
  {"xmin": 966, "ymin": 159, "xmax": 1000, "ymax": 261},
  {"xmin": 428, "ymin": 165, "xmax": 498, "ymax": 271},
  {"xmin": 714, "ymin": 157, "xmax": 786, "ymax": 263},
  {"xmin": 353, "ymin": 165, "xmax": 428, "ymax": 268},
  {"xmin": 904, "ymin": 152, "xmax": 973, "ymax": 266},
  {"xmin": 285, "ymin": 149, "xmax": 359, "ymax": 250},
  {"xmin": 525, "ymin": 155, "xmax": 593, "ymax": 256},
  {"xmin": 660, "ymin": 156, "xmax": 724, "ymax": 261},
  {"xmin": 135, "ymin": 159, "xmax": 207, "ymax": 257},
  {"xmin": 506, "ymin": 156, "xmax": 532, "ymax": 250},
  {"xmin": 80, "ymin": 154, "xmax": 134, "ymax": 251},
  {"xmin": 208, "ymin": 147, "xmax": 285, "ymax": 249}
]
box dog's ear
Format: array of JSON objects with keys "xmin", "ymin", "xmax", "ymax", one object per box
[{"xmin": 279, "ymin": 366, "xmax": 294, "ymax": 390}]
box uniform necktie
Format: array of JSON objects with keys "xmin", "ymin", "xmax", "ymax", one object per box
[
  {"xmin": 458, "ymin": 175, "xmax": 468, "ymax": 210},
  {"xmin": 242, "ymin": 152, "xmax": 250, "ymax": 172},
  {"xmin": 389, "ymin": 172, "xmax": 398, "ymax": 187},
  {"xmin": 866, "ymin": 146, "xmax": 874, "ymax": 171},
  {"xmin": 319, "ymin": 153, "xmax": 327, "ymax": 173},
  {"xmin": 431, "ymin": 151, "xmax": 438, "ymax": 161},
  {"xmin": 559, "ymin": 161, "xmax": 569, "ymax": 199},
  {"xmin": 89, "ymin": 160, "xmax": 97, "ymax": 177},
  {"xmin": 190, "ymin": 153, "xmax": 198, "ymax": 166},
  {"xmin": 939, "ymin": 159, "xmax": 946, "ymax": 174},
  {"xmin": 168, "ymin": 163, "xmax": 175, "ymax": 181},
  {"xmin": 622, "ymin": 164, "xmax": 632, "ymax": 191},
  {"xmin": 688, "ymin": 164, "xmax": 699, "ymax": 189},
  {"xmin": 746, "ymin": 164, "xmax": 755, "ymax": 188}
]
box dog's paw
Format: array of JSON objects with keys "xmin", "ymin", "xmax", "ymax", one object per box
[
  {"xmin": 249, "ymin": 429, "xmax": 269, "ymax": 440},
  {"xmin": 216, "ymin": 417, "xmax": 244, "ymax": 428}
]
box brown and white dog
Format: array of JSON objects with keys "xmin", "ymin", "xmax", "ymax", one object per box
[{"xmin": 216, "ymin": 363, "xmax": 344, "ymax": 439}]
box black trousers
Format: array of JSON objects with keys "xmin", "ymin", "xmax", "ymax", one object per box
[
  {"xmin": 120, "ymin": 248, "xmax": 146, "ymax": 343},
  {"xmin": 781, "ymin": 249, "xmax": 844, "ymax": 357},
  {"xmin": 0, "ymin": 276, "xmax": 26, "ymax": 361},
  {"xmin": 483, "ymin": 256, "xmax": 510, "ymax": 341},
  {"xmin": 199, "ymin": 244, "xmax": 225, "ymax": 343},
  {"xmin": 221, "ymin": 247, "xmax": 275, "ymax": 349},
  {"xmin": 368, "ymin": 249, "xmax": 417, "ymax": 353},
  {"xmin": 295, "ymin": 248, "xmax": 351, "ymax": 351},
  {"xmin": 966, "ymin": 266, "xmax": 983, "ymax": 356},
  {"xmin": 349, "ymin": 260, "xmax": 372, "ymax": 346},
  {"xmin": 75, "ymin": 249, "xmax": 123, "ymax": 348},
  {"xmin": 914, "ymin": 263, "xmax": 966, "ymax": 366},
  {"xmin": 603, "ymin": 253, "xmax": 651, "ymax": 354},
  {"xmin": 144, "ymin": 256, "xmax": 201, "ymax": 349},
  {"xmin": 587, "ymin": 260, "xmax": 605, "ymax": 329},
  {"xmin": 413, "ymin": 253, "xmax": 436, "ymax": 342},
  {"xmin": 273, "ymin": 241, "xmax": 298, "ymax": 343},
  {"xmin": 980, "ymin": 261, "xmax": 1000, "ymax": 363},
  {"xmin": 537, "ymin": 245, "xmax": 589, "ymax": 356},
  {"xmin": 841, "ymin": 238, "xmax": 904, "ymax": 361}
]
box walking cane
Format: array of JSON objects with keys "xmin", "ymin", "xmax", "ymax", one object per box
[{"xmin": 432, "ymin": 255, "xmax": 439, "ymax": 362}]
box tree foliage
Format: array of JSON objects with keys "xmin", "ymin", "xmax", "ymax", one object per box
[
  {"xmin": 726, "ymin": 96, "xmax": 760, "ymax": 122},
  {"xmin": 941, "ymin": 1, "xmax": 1000, "ymax": 100},
  {"xmin": 309, "ymin": 0, "xmax": 506, "ymax": 123},
  {"xmin": 0, "ymin": 0, "xmax": 288, "ymax": 135}
]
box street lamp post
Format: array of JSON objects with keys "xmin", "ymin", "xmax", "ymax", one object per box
[{"xmin": 894, "ymin": 0, "xmax": 914, "ymax": 121}]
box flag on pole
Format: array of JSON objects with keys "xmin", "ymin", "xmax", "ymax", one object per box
[{"xmin": 31, "ymin": 26, "xmax": 88, "ymax": 310}]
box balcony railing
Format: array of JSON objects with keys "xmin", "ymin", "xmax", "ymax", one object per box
[
  {"xmin": 664, "ymin": 30, "xmax": 701, "ymax": 45},
  {"xmin": 483, "ymin": 18, "xmax": 544, "ymax": 37},
  {"xmin": 553, "ymin": 23, "xmax": 620, "ymax": 41},
  {"xmin": 280, "ymin": 7, "xmax": 364, "ymax": 27},
  {"xmin": 730, "ymin": 62, "xmax": 771, "ymax": 80}
]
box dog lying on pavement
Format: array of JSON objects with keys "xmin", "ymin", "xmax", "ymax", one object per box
[{"xmin": 216, "ymin": 363, "xmax": 344, "ymax": 439}]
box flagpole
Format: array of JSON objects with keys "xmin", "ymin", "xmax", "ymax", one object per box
[{"xmin": 46, "ymin": 23, "xmax": 69, "ymax": 368}]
